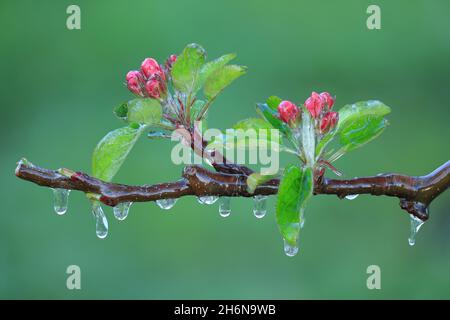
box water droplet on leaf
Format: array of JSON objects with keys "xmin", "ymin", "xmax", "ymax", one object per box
[
  {"xmin": 345, "ymin": 194, "xmax": 359, "ymax": 200},
  {"xmin": 156, "ymin": 198, "xmax": 177, "ymax": 210},
  {"xmin": 198, "ymin": 196, "xmax": 219, "ymax": 205},
  {"xmin": 113, "ymin": 202, "xmax": 132, "ymax": 221},
  {"xmin": 408, "ymin": 214, "xmax": 425, "ymax": 246},
  {"xmin": 253, "ymin": 195, "xmax": 267, "ymax": 219},
  {"xmin": 52, "ymin": 188, "xmax": 70, "ymax": 215},
  {"xmin": 92, "ymin": 202, "xmax": 108, "ymax": 239},
  {"xmin": 219, "ymin": 197, "xmax": 231, "ymax": 217},
  {"xmin": 283, "ymin": 238, "xmax": 299, "ymax": 257}
]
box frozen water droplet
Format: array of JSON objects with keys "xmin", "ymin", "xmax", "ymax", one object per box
[
  {"xmin": 408, "ymin": 214, "xmax": 425, "ymax": 246},
  {"xmin": 52, "ymin": 188, "xmax": 70, "ymax": 215},
  {"xmin": 156, "ymin": 198, "xmax": 177, "ymax": 210},
  {"xmin": 113, "ymin": 202, "xmax": 132, "ymax": 221},
  {"xmin": 92, "ymin": 203, "xmax": 108, "ymax": 239},
  {"xmin": 198, "ymin": 196, "xmax": 219, "ymax": 205},
  {"xmin": 283, "ymin": 238, "xmax": 299, "ymax": 257},
  {"xmin": 218, "ymin": 197, "xmax": 231, "ymax": 217},
  {"xmin": 345, "ymin": 194, "xmax": 359, "ymax": 200},
  {"xmin": 253, "ymin": 195, "xmax": 267, "ymax": 219}
]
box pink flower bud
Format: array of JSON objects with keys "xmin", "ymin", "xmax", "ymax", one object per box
[
  {"xmin": 320, "ymin": 111, "xmax": 339, "ymax": 133},
  {"xmin": 319, "ymin": 92, "xmax": 335, "ymax": 109},
  {"xmin": 165, "ymin": 54, "xmax": 177, "ymax": 70},
  {"xmin": 329, "ymin": 111, "xmax": 338, "ymax": 128},
  {"xmin": 145, "ymin": 78, "xmax": 166, "ymax": 99},
  {"xmin": 278, "ymin": 100, "xmax": 299, "ymax": 124},
  {"xmin": 141, "ymin": 58, "xmax": 163, "ymax": 79},
  {"xmin": 126, "ymin": 70, "xmax": 143, "ymax": 96},
  {"xmin": 320, "ymin": 116, "xmax": 329, "ymax": 133},
  {"xmin": 169, "ymin": 54, "xmax": 177, "ymax": 64},
  {"xmin": 304, "ymin": 92, "xmax": 325, "ymax": 119}
]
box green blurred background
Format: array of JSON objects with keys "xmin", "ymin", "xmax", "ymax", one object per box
[{"xmin": 1, "ymin": 0, "xmax": 449, "ymax": 299}]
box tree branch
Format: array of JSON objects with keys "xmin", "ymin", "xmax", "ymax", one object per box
[
  {"xmin": 315, "ymin": 161, "xmax": 450, "ymax": 220},
  {"xmin": 15, "ymin": 159, "xmax": 449, "ymax": 221}
]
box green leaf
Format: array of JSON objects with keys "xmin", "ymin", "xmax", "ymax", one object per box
[
  {"xmin": 315, "ymin": 129, "xmax": 335, "ymax": 157},
  {"xmin": 92, "ymin": 125, "xmax": 144, "ymax": 182},
  {"xmin": 276, "ymin": 165, "xmax": 313, "ymax": 247},
  {"xmin": 233, "ymin": 117, "xmax": 273, "ymax": 130},
  {"xmin": 246, "ymin": 172, "xmax": 278, "ymax": 194},
  {"xmin": 204, "ymin": 65, "xmax": 247, "ymax": 100},
  {"xmin": 233, "ymin": 117, "xmax": 281, "ymax": 144},
  {"xmin": 127, "ymin": 98, "xmax": 162, "ymax": 125},
  {"xmin": 196, "ymin": 53, "xmax": 236, "ymax": 92},
  {"xmin": 256, "ymin": 103, "xmax": 291, "ymax": 138},
  {"xmin": 339, "ymin": 116, "xmax": 388, "ymax": 152},
  {"xmin": 114, "ymin": 102, "xmax": 128, "ymax": 120},
  {"xmin": 337, "ymin": 100, "xmax": 391, "ymax": 131},
  {"xmin": 190, "ymin": 99, "xmax": 205, "ymax": 120},
  {"xmin": 114, "ymin": 99, "xmax": 162, "ymax": 126},
  {"xmin": 207, "ymin": 118, "xmax": 280, "ymax": 152},
  {"xmin": 266, "ymin": 96, "xmax": 282, "ymax": 111},
  {"xmin": 206, "ymin": 132, "xmax": 282, "ymax": 153},
  {"xmin": 171, "ymin": 43, "xmax": 206, "ymax": 94},
  {"xmin": 336, "ymin": 100, "xmax": 390, "ymax": 153},
  {"xmin": 316, "ymin": 100, "xmax": 391, "ymax": 158}
]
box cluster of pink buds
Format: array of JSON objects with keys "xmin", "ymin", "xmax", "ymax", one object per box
[
  {"xmin": 125, "ymin": 55, "xmax": 177, "ymax": 100},
  {"xmin": 304, "ymin": 91, "xmax": 338, "ymax": 133},
  {"xmin": 277, "ymin": 100, "xmax": 300, "ymax": 125}
]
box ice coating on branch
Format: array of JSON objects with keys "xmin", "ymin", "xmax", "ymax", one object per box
[{"xmin": 198, "ymin": 196, "xmax": 219, "ymax": 205}]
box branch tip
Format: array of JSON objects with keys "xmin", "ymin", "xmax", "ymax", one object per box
[{"xmin": 400, "ymin": 199, "xmax": 429, "ymax": 221}]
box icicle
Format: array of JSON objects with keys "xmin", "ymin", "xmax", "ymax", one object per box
[
  {"xmin": 113, "ymin": 202, "xmax": 132, "ymax": 221},
  {"xmin": 92, "ymin": 202, "xmax": 108, "ymax": 239},
  {"xmin": 219, "ymin": 197, "xmax": 231, "ymax": 217},
  {"xmin": 52, "ymin": 188, "xmax": 70, "ymax": 215},
  {"xmin": 283, "ymin": 238, "xmax": 299, "ymax": 257},
  {"xmin": 408, "ymin": 214, "xmax": 425, "ymax": 246},
  {"xmin": 253, "ymin": 195, "xmax": 267, "ymax": 219},
  {"xmin": 156, "ymin": 198, "xmax": 177, "ymax": 210},
  {"xmin": 345, "ymin": 194, "xmax": 359, "ymax": 200},
  {"xmin": 197, "ymin": 196, "xmax": 219, "ymax": 205}
]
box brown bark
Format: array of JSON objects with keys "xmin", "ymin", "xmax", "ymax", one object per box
[{"xmin": 15, "ymin": 159, "xmax": 450, "ymax": 221}]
